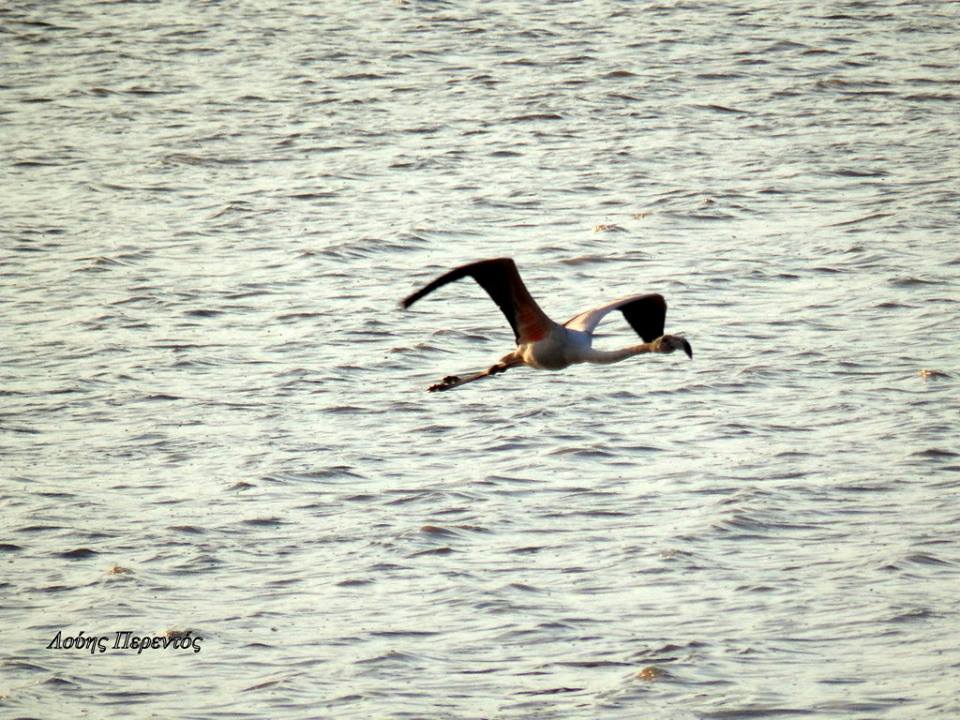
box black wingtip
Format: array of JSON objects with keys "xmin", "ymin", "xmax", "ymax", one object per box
[
  {"xmin": 399, "ymin": 288, "xmax": 423, "ymax": 309},
  {"xmin": 682, "ymin": 338, "xmax": 693, "ymax": 359}
]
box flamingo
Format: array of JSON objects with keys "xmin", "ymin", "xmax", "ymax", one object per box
[{"xmin": 401, "ymin": 257, "xmax": 692, "ymax": 392}]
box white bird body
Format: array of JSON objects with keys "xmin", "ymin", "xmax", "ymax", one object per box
[
  {"xmin": 518, "ymin": 325, "xmax": 578, "ymax": 370},
  {"xmin": 401, "ymin": 258, "xmax": 691, "ymax": 392},
  {"xmin": 517, "ymin": 324, "xmax": 658, "ymax": 370}
]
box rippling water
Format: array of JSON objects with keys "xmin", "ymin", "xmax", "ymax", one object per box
[{"xmin": 3, "ymin": 1, "xmax": 959, "ymax": 717}]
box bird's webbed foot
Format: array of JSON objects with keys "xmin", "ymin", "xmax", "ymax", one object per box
[
  {"xmin": 428, "ymin": 375, "xmax": 461, "ymax": 392},
  {"xmin": 426, "ymin": 357, "xmax": 519, "ymax": 392}
]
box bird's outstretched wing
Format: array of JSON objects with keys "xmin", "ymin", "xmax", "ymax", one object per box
[
  {"xmin": 401, "ymin": 258, "xmax": 554, "ymax": 344},
  {"xmin": 564, "ymin": 293, "xmax": 667, "ymax": 342}
]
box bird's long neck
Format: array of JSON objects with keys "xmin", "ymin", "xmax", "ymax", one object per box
[{"xmin": 581, "ymin": 343, "xmax": 653, "ymax": 365}]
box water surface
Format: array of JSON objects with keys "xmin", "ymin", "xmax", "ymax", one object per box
[{"xmin": 3, "ymin": 1, "xmax": 959, "ymax": 718}]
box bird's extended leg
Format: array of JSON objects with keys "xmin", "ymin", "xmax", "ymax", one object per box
[{"xmin": 428, "ymin": 352, "xmax": 521, "ymax": 392}]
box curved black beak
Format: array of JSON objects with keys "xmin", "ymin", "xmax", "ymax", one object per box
[{"xmin": 682, "ymin": 338, "xmax": 693, "ymax": 359}]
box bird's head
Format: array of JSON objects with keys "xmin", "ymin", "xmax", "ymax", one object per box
[{"xmin": 656, "ymin": 334, "xmax": 693, "ymax": 359}]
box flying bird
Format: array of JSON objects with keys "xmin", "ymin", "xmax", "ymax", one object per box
[{"xmin": 401, "ymin": 257, "xmax": 692, "ymax": 392}]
